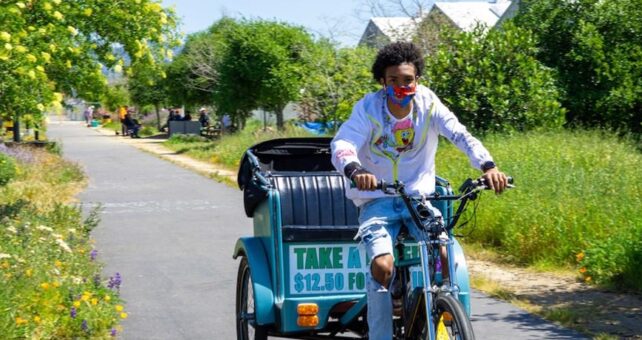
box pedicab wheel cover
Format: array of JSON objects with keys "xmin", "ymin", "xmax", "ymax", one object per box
[
  {"xmin": 431, "ymin": 294, "xmax": 475, "ymax": 340},
  {"xmin": 236, "ymin": 258, "xmax": 267, "ymax": 340}
]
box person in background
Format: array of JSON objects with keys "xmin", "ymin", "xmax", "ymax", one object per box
[
  {"xmin": 123, "ymin": 113, "xmax": 141, "ymax": 138},
  {"xmin": 183, "ymin": 110, "xmax": 192, "ymax": 121},
  {"xmin": 198, "ymin": 107, "xmax": 210, "ymax": 128},
  {"xmin": 119, "ymin": 106, "xmax": 128, "ymax": 136}
]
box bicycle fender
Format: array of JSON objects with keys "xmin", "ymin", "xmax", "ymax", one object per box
[
  {"xmin": 452, "ymin": 237, "xmax": 472, "ymax": 317},
  {"xmin": 233, "ymin": 237, "xmax": 276, "ymax": 325}
]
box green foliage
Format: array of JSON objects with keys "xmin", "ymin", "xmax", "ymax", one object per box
[
  {"xmin": 0, "ymin": 153, "xmax": 17, "ymax": 186},
  {"xmin": 101, "ymin": 85, "xmax": 130, "ymax": 113},
  {"xmin": 515, "ymin": 0, "xmax": 642, "ymax": 135},
  {"xmin": 435, "ymin": 130, "xmax": 642, "ymax": 291},
  {"xmin": 299, "ymin": 41, "xmax": 379, "ymax": 123},
  {"xmin": 424, "ymin": 23, "xmax": 565, "ymax": 134},
  {"xmin": 0, "ymin": 0, "xmax": 179, "ymax": 123}
]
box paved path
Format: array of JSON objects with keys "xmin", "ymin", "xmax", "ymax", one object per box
[{"xmin": 47, "ymin": 120, "xmax": 586, "ymax": 339}]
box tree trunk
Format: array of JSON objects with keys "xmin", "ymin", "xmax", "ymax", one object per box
[
  {"xmin": 12, "ymin": 112, "xmax": 20, "ymax": 143},
  {"xmin": 276, "ymin": 106, "xmax": 284, "ymax": 131},
  {"xmin": 155, "ymin": 103, "xmax": 161, "ymax": 130}
]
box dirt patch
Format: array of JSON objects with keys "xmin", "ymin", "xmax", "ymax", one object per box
[{"xmin": 468, "ymin": 259, "xmax": 642, "ymax": 338}]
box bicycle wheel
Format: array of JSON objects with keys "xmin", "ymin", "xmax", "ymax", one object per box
[
  {"xmin": 430, "ymin": 293, "xmax": 475, "ymax": 340},
  {"xmin": 236, "ymin": 257, "xmax": 268, "ymax": 340}
]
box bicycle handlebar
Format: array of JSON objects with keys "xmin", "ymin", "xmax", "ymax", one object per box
[{"xmin": 371, "ymin": 176, "xmax": 514, "ymax": 198}]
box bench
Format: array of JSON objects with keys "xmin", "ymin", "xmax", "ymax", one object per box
[{"xmin": 201, "ymin": 126, "xmax": 222, "ymax": 139}]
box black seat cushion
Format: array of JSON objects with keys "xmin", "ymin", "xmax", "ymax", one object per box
[{"xmin": 271, "ymin": 172, "xmax": 359, "ymax": 242}]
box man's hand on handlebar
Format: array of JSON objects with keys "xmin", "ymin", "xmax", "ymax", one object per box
[
  {"xmin": 352, "ymin": 169, "xmax": 378, "ymax": 191},
  {"xmin": 482, "ymin": 168, "xmax": 509, "ymax": 194}
]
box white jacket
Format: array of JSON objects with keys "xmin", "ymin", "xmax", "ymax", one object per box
[{"xmin": 331, "ymin": 85, "xmax": 493, "ymax": 207}]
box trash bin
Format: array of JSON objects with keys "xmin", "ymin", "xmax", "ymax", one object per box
[{"xmin": 91, "ymin": 119, "xmax": 99, "ymax": 127}]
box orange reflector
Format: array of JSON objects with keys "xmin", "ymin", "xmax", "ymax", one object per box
[
  {"xmin": 442, "ymin": 312, "xmax": 453, "ymax": 322},
  {"xmin": 297, "ymin": 303, "xmax": 319, "ymax": 316},
  {"xmin": 297, "ymin": 315, "xmax": 319, "ymax": 327}
]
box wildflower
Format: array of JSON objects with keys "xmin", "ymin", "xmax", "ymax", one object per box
[
  {"xmin": 0, "ymin": 32, "xmax": 10, "ymax": 42},
  {"xmin": 579, "ymin": 267, "xmax": 587, "ymax": 274},
  {"xmin": 82, "ymin": 294, "xmax": 90, "ymax": 301},
  {"xmin": 33, "ymin": 316, "xmax": 41, "ymax": 324},
  {"xmin": 70, "ymin": 307, "xmax": 77, "ymax": 318},
  {"xmin": 73, "ymin": 301, "xmax": 81, "ymax": 308},
  {"xmin": 120, "ymin": 312, "xmax": 128, "ymax": 319},
  {"xmin": 3, "ymin": 43, "xmax": 11, "ymax": 51},
  {"xmin": 55, "ymin": 238, "xmax": 72, "ymax": 253},
  {"xmin": 25, "ymin": 268, "xmax": 32, "ymax": 277},
  {"xmin": 1, "ymin": 261, "xmax": 9, "ymax": 269},
  {"xmin": 15, "ymin": 316, "xmax": 28, "ymax": 326},
  {"xmin": 40, "ymin": 282, "xmax": 50, "ymax": 290},
  {"xmin": 54, "ymin": 260, "xmax": 62, "ymax": 268},
  {"xmin": 37, "ymin": 225, "xmax": 53, "ymax": 232},
  {"xmin": 52, "ymin": 11, "xmax": 64, "ymax": 20},
  {"xmin": 0, "ymin": 253, "xmax": 10, "ymax": 259},
  {"xmin": 585, "ymin": 276, "xmax": 592, "ymax": 282},
  {"xmin": 110, "ymin": 328, "xmax": 117, "ymax": 337},
  {"xmin": 90, "ymin": 249, "xmax": 98, "ymax": 261},
  {"xmin": 53, "ymin": 281, "xmax": 61, "ymax": 288},
  {"xmin": 81, "ymin": 319, "xmax": 88, "ymax": 331},
  {"xmin": 83, "ymin": 8, "xmax": 92, "ymax": 16},
  {"xmin": 93, "ymin": 274, "xmax": 101, "ymax": 287},
  {"xmin": 104, "ymin": 295, "xmax": 111, "ymax": 302},
  {"xmin": 67, "ymin": 26, "xmax": 78, "ymax": 36},
  {"xmin": 115, "ymin": 305, "xmax": 124, "ymax": 312},
  {"xmin": 108, "ymin": 273, "xmax": 122, "ymax": 290},
  {"xmin": 91, "ymin": 298, "xmax": 98, "ymax": 305},
  {"xmin": 6, "ymin": 226, "xmax": 17, "ymax": 234},
  {"xmin": 576, "ymin": 252, "xmax": 585, "ymax": 262}
]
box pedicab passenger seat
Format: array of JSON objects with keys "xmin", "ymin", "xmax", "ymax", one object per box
[{"xmin": 238, "ymin": 138, "xmax": 360, "ymax": 242}]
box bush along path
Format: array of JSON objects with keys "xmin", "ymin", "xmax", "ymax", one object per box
[{"xmin": 0, "ymin": 143, "xmax": 127, "ymax": 338}]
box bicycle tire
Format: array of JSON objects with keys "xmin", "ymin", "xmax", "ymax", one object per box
[
  {"xmin": 236, "ymin": 258, "xmax": 268, "ymax": 340},
  {"xmin": 428, "ymin": 293, "xmax": 475, "ymax": 340}
]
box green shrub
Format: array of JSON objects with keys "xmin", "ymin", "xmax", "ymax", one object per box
[
  {"xmin": 435, "ymin": 130, "xmax": 642, "ymax": 290},
  {"xmin": 424, "ymin": 23, "xmax": 565, "ymax": 134},
  {"xmin": 0, "ymin": 153, "xmax": 17, "ymax": 186},
  {"xmin": 139, "ymin": 126, "xmax": 157, "ymax": 137}
]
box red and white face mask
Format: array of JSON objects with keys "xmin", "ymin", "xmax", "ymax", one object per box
[{"xmin": 386, "ymin": 84, "xmax": 416, "ymax": 108}]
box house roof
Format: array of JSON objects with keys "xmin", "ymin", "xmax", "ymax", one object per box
[
  {"xmin": 434, "ymin": 0, "xmax": 513, "ymax": 32},
  {"xmin": 370, "ymin": 17, "xmax": 417, "ymax": 41}
]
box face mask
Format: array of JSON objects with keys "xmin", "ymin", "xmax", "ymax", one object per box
[{"xmin": 386, "ymin": 84, "xmax": 416, "ymax": 108}]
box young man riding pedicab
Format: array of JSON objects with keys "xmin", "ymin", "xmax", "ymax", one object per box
[{"xmin": 330, "ymin": 41, "xmax": 509, "ymax": 340}]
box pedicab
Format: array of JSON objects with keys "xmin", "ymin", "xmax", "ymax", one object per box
[{"xmin": 233, "ymin": 137, "xmax": 472, "ymax": 339}]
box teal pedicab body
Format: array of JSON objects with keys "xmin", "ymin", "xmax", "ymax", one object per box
[{"xmin": 233, "ymin": 138, "xmax": 471, "ymax": 338}]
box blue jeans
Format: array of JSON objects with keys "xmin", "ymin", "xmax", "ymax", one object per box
[{"xmin": 357, "ymin": 196, "xmax": 441, "ymax": 340}]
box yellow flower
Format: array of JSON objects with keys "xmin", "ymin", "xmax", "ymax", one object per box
[
  {"xmin": 120, "ymin": 312, "xmax": 128, "ymax": 319},
  {"xmin": 36, "ymin": 65, "xmax": 45, "ymax": 72},
  {"xmin": 43, "ymin": 2, "xmax": 53, "ymax": 11},
  {"xmin": 585, "ymin": 276, "xmax": 592, "ymax": 282},
  {"xmin": 83, "ymin": 8, "xmax": 93, "ymax": 16},
  {"xmin": 54, "ymin": 260, "xmax": 62, "ymax": 268},
  {"xmin": 65, "ymin": 60, "xmax": 72, "ymax": 69},
  {"xmin": 81, "ymin": 294, "xmax": 90, "ymax": 302},
  {"xmin": 15, "ymin": 45, "xmax": 27, "ymax": 53},
  {"xmin": 67, "ymin": 26, "xmax": 78, "ymax": 36},
  {"xmin": 36, "ymin": 103, "xmax": 45, "ymax": 111},
  {"xmin": 53, "ymin": 281, "xmax": 61, "ymax": 288},
  {"xmin": 91, "ymin": 298, "xmax": 98, "ymax": 305},
  {"xmin": 33, "ymin": 316, "xmax": 41, "ymax": 324},
  {"xmin": 25, "ymin": 268, "xmax": 33, "ymax": 277},
  {"xmin": 16, "ymin": 2, "xmax": 26, "ymax": 9},
  {"xmin": 15, "ymin": 316, "xmax": 28, "ymax": 326},
  {"xmin": 53, "ymin": 0, "xmax": 61, "ymax": 4},
  {"xmin": 41, "ymin": 52, "xmax": 51, "ymax": 62},
  {"xmin": 115, "ymin": 305, "xmax": 124, "ymax": 312},
  {"xmin": 0, "ymin": 32, "xmax": 10, "ymax": 42},
  {"xmin": 49, "ymin": 43, "xmax": 56, "ymax": 52},
  {"xmin": 26, "ymin": 53, "xmax": 37, "ymax": 62},
  {"xmin": 40, "ymin": 282, "xmax": 50, "ymax": 290},
  {"xmin": 1, "ymin": 261, "xmax": 9, "ymax": 269},
  {"xmin": 579, "ymin": 267, "xmax": 587, "ymax": 274},
  {"xmin": 52, "ymin": 11, "xmax": 63, "ymax": 20},
  {"xmin": 27, "ymin": 70, "xmax": 36, "ymax": 79},
  {"xmin": 575, "ymin": 252, "xmax": 585, "ymax": 262},
  {"xmin": 4, "ymin": 43, "xmax": 13, "ymax": 51},
  {"xmin": 73, "ymin": 301, "xmax": 81, "ymax": 308},
  {"xmin": 104, "ymin": 295, "xmax": 111, "ymax": 302},
  {"xmin": 113, "ymin": 64, "xmax": 122, "ymax": 73}
]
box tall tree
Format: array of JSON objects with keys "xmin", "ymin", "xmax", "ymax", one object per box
[
  {"xmin": 0, "ymin": 0, "xmax": 179, "ymax": 141},
  {"xmin": 515, "ymin": 0, "xmax": 642, "ymax": 135}
]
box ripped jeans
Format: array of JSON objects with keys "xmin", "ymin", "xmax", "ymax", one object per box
[{"xmin": 357, "ymin": 196, "xmax": 441, "ymax": 340}]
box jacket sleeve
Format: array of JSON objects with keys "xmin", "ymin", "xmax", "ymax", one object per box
[
  {"xmin": 331, "ymin": 99, "xmax": 371, "ymax": 174},
  {"xmin": 431, "ymin": 96, "xmax": 493, "ymax": 170}
]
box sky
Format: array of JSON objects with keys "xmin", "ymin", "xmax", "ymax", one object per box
[{"xmin": 160, "ymin": 0, "xmax": 372, "ymax": 47}]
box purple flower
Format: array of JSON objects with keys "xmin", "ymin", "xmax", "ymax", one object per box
[
  {"xmin": 70, "ymin": 307, "xmax": 77, "ymax": 319},
  {"xmin": 0, "ymin": 144, "xmax": 35, "ymax": 164},
  {"xmin": 107, "ymin": 272, "xmax": 122, "ymax": 291},
  {"xmin": 111, "ymin": 328, "xmax": 117, "ymax": 337},
  {"xmin": 90, "ymin": 249, "xmax": 98, "ymax": 261},
  {"xmin": 81, "ymin": 320, "xmax": 88, "ymax": 331},
  {"xmin": 93, "ymin": 274, "xmax": 101, "ymax": 287}
]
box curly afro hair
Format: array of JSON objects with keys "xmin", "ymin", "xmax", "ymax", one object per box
[{"xmin": 371, "ymin": 42, "xmax": 424, "ymax": 82}]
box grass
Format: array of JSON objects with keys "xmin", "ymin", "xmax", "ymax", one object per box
[
  {"xmin": 0, "ymin": 144, "xmax": 126, "ymax": 338},
  {"xmin": 163, "ymin": 119, "xmax": 315, "ymax": 170}
]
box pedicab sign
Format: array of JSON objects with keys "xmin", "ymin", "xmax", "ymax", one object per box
[{"xmin": 288, "ymin": 244, "xmax": 369, "ymax": 295}]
